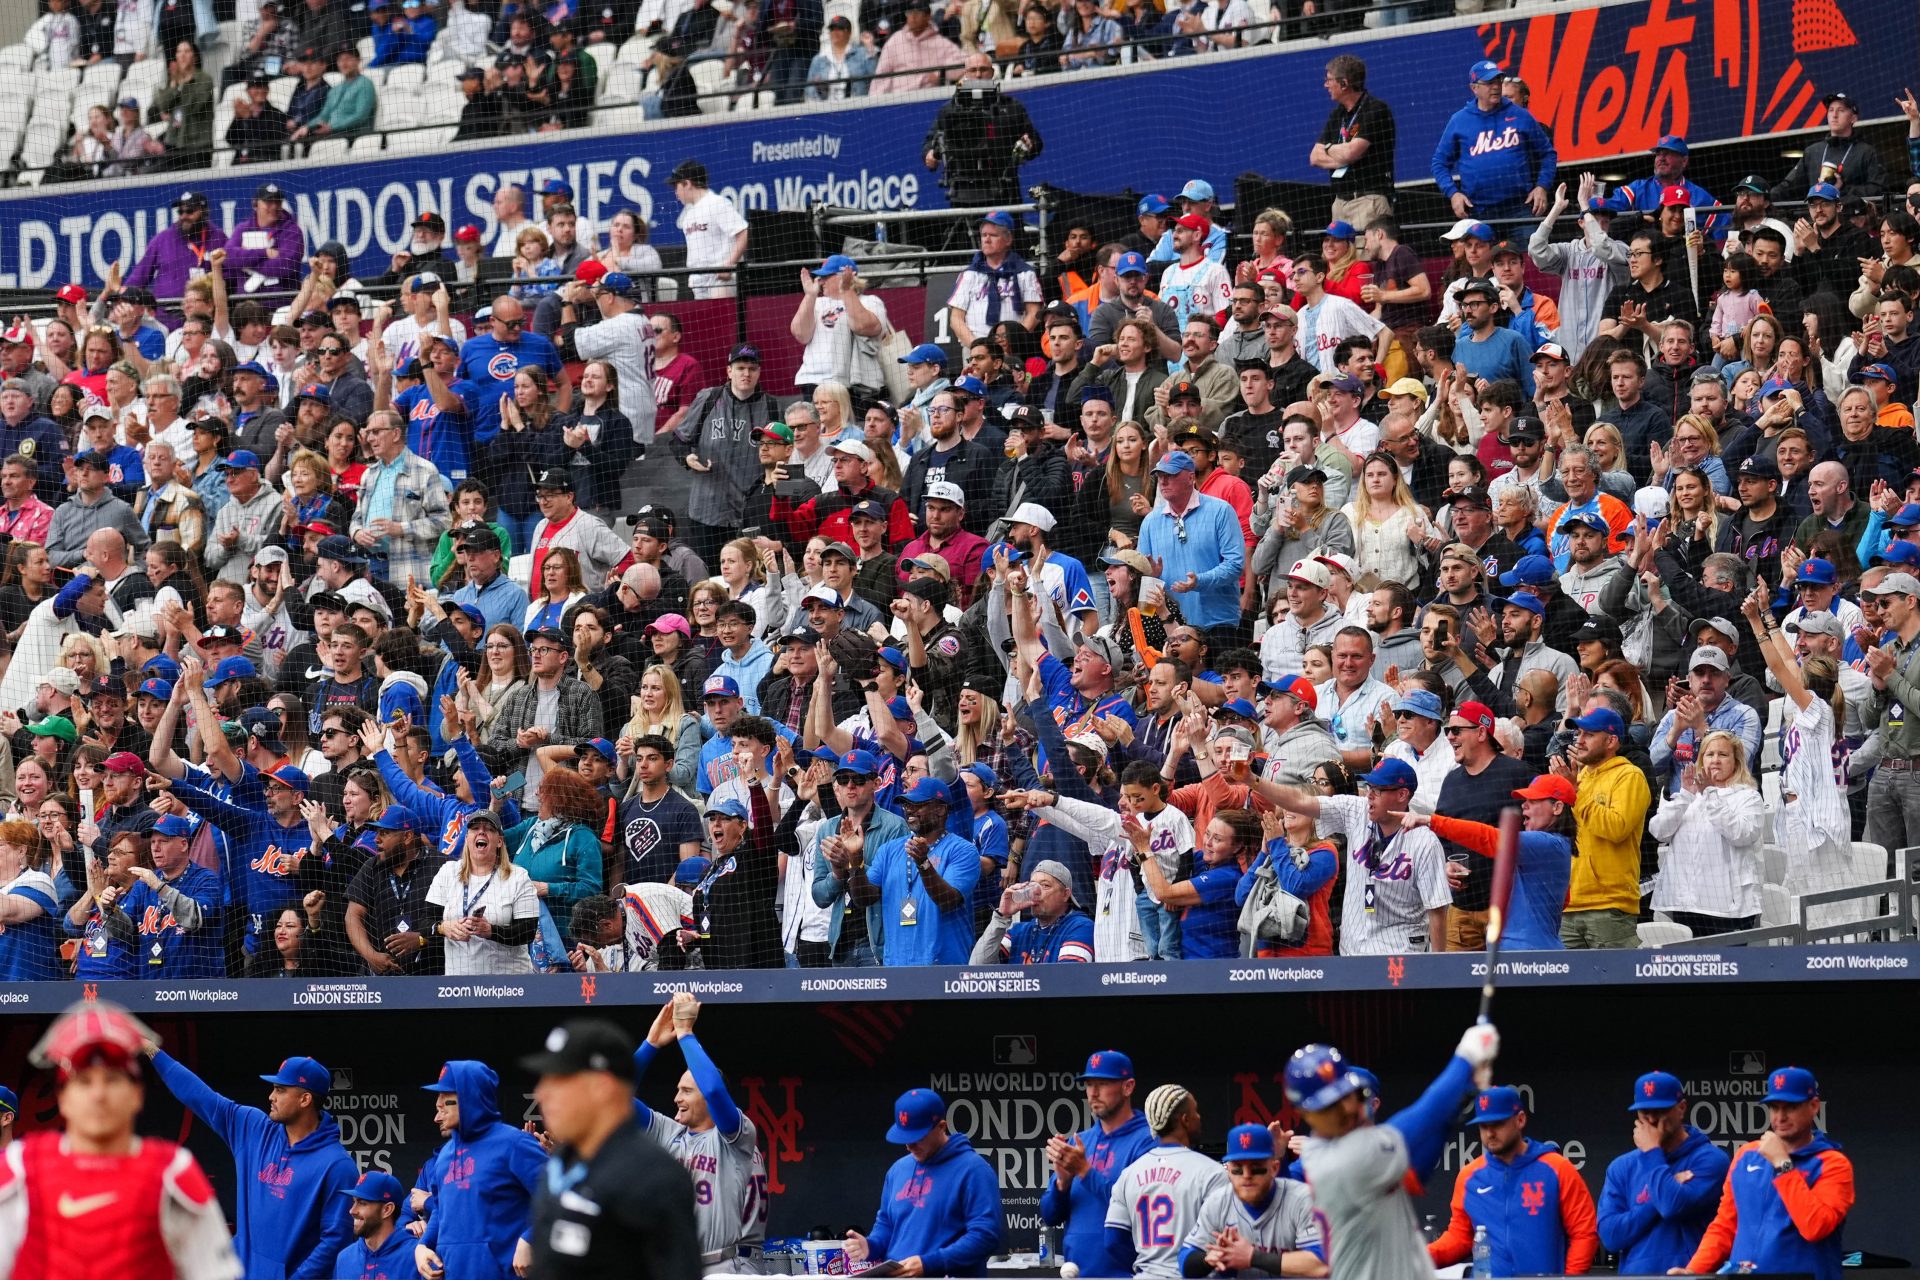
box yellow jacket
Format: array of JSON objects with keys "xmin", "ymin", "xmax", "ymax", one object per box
[{"xmin": 1567, "ymin": 753, "xmax": 1650, "ymax": 914}]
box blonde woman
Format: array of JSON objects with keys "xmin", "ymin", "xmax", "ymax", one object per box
[
  {"xmin": 618, "ymin": 664, "xmax": 701, "ymax": 795},
  {"xmin": 1647, "ymin": 728, "xmax": 1767, "ymax": 936},
  {"xmin": 717, "ymin": 536, "xmax": 787, "ymax": 643},
  {"xmin": 1341, "ymin": 451, "xmax": 1427, "ymax": 588},
  {"xmin": 426, "ymin": 811, "xmax": 539, "ymax": 974},
  {"xmin": 1580, "ymin": 423, "xmax": 1637, "ymax": 502},
  {"xmin": 58, "ymin": 632, "xmax": 110, "ymax": 686}
]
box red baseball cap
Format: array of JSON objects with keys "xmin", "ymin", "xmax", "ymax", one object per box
[
  {"xmin": 453, "ymin": 224, "xmax": 482, "ymax": 244},
  {"xmin": 1264, "ymin": 673, "xmax": 1317, "ymax": 711},
  {"xmin": 1175, "ymin": 213, "xmax": 1211, "ymax": 233},
  {"xmin": 1449, "ymin": 700, "xmax": 1496, "ymax": 731},
  {"xmin": 55, "ymin": 283, "xmax": 87, "ymax": 304},
  {"xmin": 574, "ymin": 259, "xmax": 609, "ymax": 284},
  {"xmin": 1513, "ymin": 774, "xmax": 1577, "ymax": 805},
  {"xmin": 1658, "ymin": 185, "xmax": 1690, "ymax": 208}
]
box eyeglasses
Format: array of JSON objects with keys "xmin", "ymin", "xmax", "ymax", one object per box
[
  {"xmin": 483, "ymin": 640, "xmax": 514, "ymax": 650},
  {"xmin": 318, "ymin": 346, "xmax": 348, "ymax": 356},
  {"xmin": 320, "ymin": 727, "xmax": 351, "ymax": 739},
  {"xmin": 494, "ymin": 317, "xmax": 525, "ymax": 330},
  {"xmin": 928, "ymin": 405, "xmax": 956, "ymax": 416},
  {"xmin": 528, "ymin": 646, "xmax": 567, "ymax": 657},
  {"xmin": 1626, "ymin": 249, "xmax": 1654, "ymax": 259}
]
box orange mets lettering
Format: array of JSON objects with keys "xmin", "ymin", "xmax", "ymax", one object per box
[
  {"xmin": 580, "ymin": 975, "xmax": 598, "ymax": 1004},
  {"xmin": 251, "ymin": 843, "xmax": 307, "ymax": 877},
  {"xmin": 742, "ymin": 1077, "xmax": 804, "ymax": 1196},
  {"xmin": 1502, "ymin": 0, "xmax": 1694, "ymax": 160},
  {"xmin": 1387, "ymin": 956, "xmax": 1406, "ymax": 987},
  {"xmin": 1521, "ymin": 1180, "xmax": 1547, "ymax": 1214}
]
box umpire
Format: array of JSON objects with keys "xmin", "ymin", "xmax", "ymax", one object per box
[
  {"xmin": 923, "ymin": 52, "xmax": 1044, "ymax": 212},
  {"xmin": 525, "ymin": 1019, "xmax": 702, "ymax": 1280}
]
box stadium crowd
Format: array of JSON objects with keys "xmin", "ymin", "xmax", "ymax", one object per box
[{"xmin": 0, "ymin": 47, "xmax": 1912, "ymax": 979}]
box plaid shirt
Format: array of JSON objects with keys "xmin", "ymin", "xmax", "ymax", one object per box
[
  {"xmin": 348, "ymin": 448, "xmax": 451, "ymax": 588},
  {"xmin": 484, "ymin": 676, "xmax": 605, "ymax": 767}
]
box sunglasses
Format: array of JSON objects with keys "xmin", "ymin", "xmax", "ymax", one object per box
[
  {"xmin": 318, "ymin": 347, "xmax": 347, "ymax": 356},
  {"xmin": 494, "ymin": 317, "xmax": 525, "ymax": 330}
]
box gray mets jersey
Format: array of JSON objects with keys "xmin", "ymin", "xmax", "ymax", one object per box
[
  {"xmin": 1299, "ymin": 1125, "xmax": 1429, "ymax": 1280},
  {"xmin": 1181, "ymin": 1179, "xmax": 1322, "ymax": 1277},
  {"xmin": 643, "ymin": 1110, "xmax": 763, "ymax": 1271},
  {"xmin": 1105, "ymin": 1145, "xmax": 1231, "ymax": 1278}
]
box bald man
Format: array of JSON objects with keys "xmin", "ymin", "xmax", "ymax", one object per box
[{"xmin": 1793, "ymin": 460, "xmax": 1868, "ymax": 561}]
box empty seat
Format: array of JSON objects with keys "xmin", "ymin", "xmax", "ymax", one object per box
[
  {"xmin": 584, "ymin": 42, "xmax": 617, "ymax": 76},
  {"xmin": 690, "ymin": 58, "xmax": 727, "ymax": 114},
  {"xmin": 599, "ymin": 62, "xmax": 643, "ymax": 105},
  {"xmin": 616, "ymin": 34, "xmax": 658, "ymax": 63},
  {"xmin": 123, "ymin": 59, "xmax": 166, "ymax": 102},
  {"xmin": 376, "ymin": 92, "xmax": 418, "ymax": 131},
  {"xmin": 1761, "ymin": 843, "xmax": 1787, "ymax": 887},
  {"xmin": 307, "ymin": 135, "xmax": 350, "ymax": 160},
  {"xmin": 1637, "ymin": 921, "xmax": 1693, "ymax": 948},
  {"xmin": 418, "ymin": 85, "xmax": 464, "ymax": 125},
  {"xmin": 268, "ymin": 75, "xmax": 298, "ymax": 110},
  {"xmin": 597, "ymin": 102, "xmax": 649, "ymax": 129},
  {"xmin": 384, "ymin": 63, "xmax": 427, "ymax": 91},
  {"xmin": 350, "ymin": 131, "xmax": 385, "ymax": 154},
  {"xmin": 0, "ymin": 46, "xmax": 34, "ymax": 74},
  {"xmin": 34, "ymin": 68, "xmax": 81, "ymax": 96},
  {"xmin": 356, "ymin": 35, "xmax": 376, "ymax": 62},
  {"xmin": 390, "ymin": 124, "xmax": 456, "ymax": 152},
  {"xmin": 79, "ymin": 59, "xmax": 124, "ymax": 94},
  {"xmin": 19, "ymin": 122, "xmax": 63, "ymax": 170},
  {"xmin": 1760, "ymin": 884, "xmax": 1794, "ymax": 928}
]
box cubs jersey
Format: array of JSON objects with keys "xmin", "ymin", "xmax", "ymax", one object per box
[
  {"xmin": 1182, "ymin": 1179, "xmax": 1323, "ymax": 1278},
  {"xmin": 1106, "ymin": 1145, "xmax": 1230, "ymax": 1278}
]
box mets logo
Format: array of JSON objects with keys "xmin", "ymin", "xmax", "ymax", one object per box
[
  {"xmin": 1090, "ymin": 1053, "xmax": 1104, "ymax": 1072},
  {"xmin": 1773, "ymin": 1073, "xmax": 1786, "ymax": 1090},
  {"xmin": 434, "ymin": 1065, "xmax": 454, "ymax": 1089},
  {"xmin": 899, "ymin": 1110, "xmax": 910, "ymax": 1126},
  {"xmin": 1317, "ymin": 1059, "xmax": 1337, "ymax": 1081},
  {"xmin": 1521, "ymin": 1181, "xmax": 1546, "ymax": 1214},
  {"xmin": 1386, "ymin": 956, "xmax": 1405, "ymax": 987},
  {"xmin": 1236, "ymin": 1129, "xmax": 1256, "ymax": 1150},
  {"xmin": 1644, "ymin": 1079, "xmax": 1657, "ymax": 1097},
  {"xmin": 81, "ymin": 983, "xmax": 98, "ymax": 1001},
  {"xmin": 580, "ymin": 975, "xmax": 597, "ymax": 1004},
  {"xmin": 487, "ymin": 351, "xmax": 520, "ymax": 380},
  {"xmin": 743, "ymin": 1077, "xmax": 805, "ymax": 1195},
  {"xmin": 1478, "ymin": 1095, "xmax": 1491, "ymax": 1112}
]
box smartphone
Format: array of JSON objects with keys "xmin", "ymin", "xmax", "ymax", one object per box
[
  {"xmin": 1433, "ymin": 619, "xmax": 1449, "ymax": 647},
  {"xmin": 500, "ymin": 771, "xmax": 526, "ymax": 795}
]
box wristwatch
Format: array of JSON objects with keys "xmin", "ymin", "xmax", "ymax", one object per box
[{"xmin": 1772, "ymin": 1157, "xmax": 1794, "ymax": 1176}]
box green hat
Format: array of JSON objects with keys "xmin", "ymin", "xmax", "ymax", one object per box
[{"xmin": 26, "ymin": 715, "xmax": 76, "ymax": 743}]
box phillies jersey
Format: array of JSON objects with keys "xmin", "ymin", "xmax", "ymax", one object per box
[
  {"xmin": 0, "ymin": 1132, "xmax": 241, "ymax": 1280},
  {"xmin": 1105, "ymin": 1144, "xmax": 1230, "ymax": 1278}
]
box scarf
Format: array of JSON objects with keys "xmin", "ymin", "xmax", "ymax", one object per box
[
  {"xmin": 528, "ymin": 816, "xmax": 569, "ymax": 852},
  {"xmin": 968, "ymin": 251, "xmax": 1028, "ymax": 329}
]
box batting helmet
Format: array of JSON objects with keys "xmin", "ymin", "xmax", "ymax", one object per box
[{"xmin": 1285, "ymin": 1044, "xmax": 1364, "ymax": 1112}]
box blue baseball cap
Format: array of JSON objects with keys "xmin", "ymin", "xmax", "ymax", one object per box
[
  {"xmin": 981, "ymin": 541, "xmax": 1027, "ymax": 570},
  {"xmin": 887, "ymin": 1088, "xmax": 946, "ymax": 1143},
  {"xmin": 1358, "ymin": 758, "xmax": 1418, "ymax": 792},
  {"xmin": 1473, "ymin": 1086, "xmax": 1525, "ymax": 1124},
  {"xmin": 963, "ymin": 762, "xmax": 1000, "ymax": 791},
  {"xmin": 980, "ymin": 211, "xmax": 1015, "ymax": 230},
  {"xmin": 261, "ymin": 1056, "xmax": 331, "ymax": 1094},
  {"xmin": 1758, "ymin": 377, "xmax": 1793, "ymax": 399},
  {"xmin": 217, "ymin": 449, "xmax": 263, "ymax": 472},
  {"xmin": 1115, "ymin": 251, "xmax": 1149, "ymax": 277},
  {"xmin": 1392, "ymin": 689, "xmax": 1444, "ymax": 721},
  {"xmin": 877, "ymin": 646, "xmax": 908, "ymax": 672},
  {"xmin": 208, "ymin": 655, "xmax": 257, "ymax": 687},
  {"xmin": 241, "ymin": 706, "xmax": 286, "ymax": 752},
  {"xmin": 813, "ymin": 253, "xmax": 858, "ymax": 276},
  {"xmin": 453, "ymin": 602, "xmax": 486, "ymax": 628},
  {"xmin": 1153, "ymin": 450, "xmax": 1196, "ymax": 476},
  {"xmin": 1224, "ymin": 1123, "xmax": 1276, "ymax": 1161},
  {"xmin": 143, "ymin": 654, "xmax": 181, "ymax": 680},
  {"xmin": 1762, "ymin": 1065, "xmax": 1819, "ymax": 1103},
  {"xmin": 153, "ymin": 814, "xmax": 195, "ymax": 838},
  {"xmin": 701, "ymin": 674, "xmax": 741, "ymax": 701},
  {"xmin": 137, "ymin": 677, "xmax": 174, "ymax": 701},
  {"xmin": 1078, "ymin": 1049, "xmax": 1134, "ymax": 1081},
  {"xmin": 897, "ymin": 342, "xmax": 946, "ymax": 366},
  {"xmin": 581, "ymin": 737, "xmax": 618, "ymax": 764},
  {"xmin": 1136, "ymin": 194, "xmax": 1171, "ymax": 216},
  {"xmin": 0, "ymin": 1086, "xmax": 17, "ymax": 1116},
  {"xmin": 340, "ymin": 1171, "xmax": 405, "ymax": 1204},
  {"xmin": 1284, "ymin": 1044, "xmax": 1363, "ymax": 1111},
  {"xmin": 538, "ymin": 178, "xmax": 573, "ymax": 196},
  {"xmin": 1570, "ymin": 707, "xmax": 1627, "ymax": 737},
  {"xmin": 1468, "ymin": 58, "xmax": 1504, "ymax": 83},
  {"xmin": 1497, "ymin": 592, "xmax": 1546, "ymax": 617},
  {"xmin": 233, "ymin": 360, "xmax": 279, "ymax": 391},
  {"xmin": 1320, "ymin": 220, "xmax": 1357, "ymax": 241},
  {"xmin": 900, "ymin": 777, "xmax": 949, "ymax": 805},
  {"xmin": 707, "ymin": 798, "xmax": 752, "ymax": 821},
  {"xmin": 1795, "ymin": 558, "xmax": 1837, "ymax": 585},
  {"xmin": 1216, "ymin": 698, "xmax": 1258, "ymax": 721},
  {"xmin": 1860, "ymin": 362, "xmax": 1901, "ymax": 384},
  {"xmin": 598, "ymin": 271, "xmax": 635, "ymax": 296},
  {"xmin": 1499, "ymin": 554, "xmax": 1556, "ymax": 587},
  {"xmin": 673, "ymin": 856, "xmax": 711, "ymax": 886},
  {"xmin": 1179, "ymin": 179, "xmax": 1214, "ymax": 202},
  {"xmin": 885, "ymin": 695, "xmax": 914, "ymax": 722},
  {"xmin": 263, "ymin": 764, "xmax": 310, "ymax": 793},
  {"xmin": 1806, "ymin": 182, "xmax": 1840, "ymax": 203},
  {"xmin": 1880, "ymin": 540, "xmax": 1920, "ymax": 566},
  {"xmin": 836, "ymin": 749, "xmax": 881, "ymax": 778},
  {"xmin": 1653, "ymin": 134, "xmax": 1689, "ymax": 156},
  {"xmin": 367, "ymin": 804, "xmax": 423, "ymax": 832},
  {"xmin": 951, "ymin": 374, "xmax": 987, "ymax": 398},
  {"xmin": 1630, "ymin": 1071, "xmax": 1685, "ymax": 1111}
]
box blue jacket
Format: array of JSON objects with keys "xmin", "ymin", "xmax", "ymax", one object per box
[
  {"xmin": 1038, "ymin": 1111, "xmax": 1154, "ymax": 1274},
  {"xmin": 169, "ymin": 774, "xmax": 309, "ymax": 939},
  {"xmin": 333, "ymin": 1225, "xmax": 417, "ymax": 1279},
  {"xmin": 370, "ymin": 13, "xmax": 436, "ymax": 64},
  {"xmin": 869, "ymin": 830, "xmax": 980, "ymax": 966},
  {"xmin": 123, "ymin": 860, "xmax": 224, "ymax": 979},
  {"xmin": 1694, "ymin": 1134, "xmax": 1852, "ymax": 1280},
  {"xmin": 1605, "ymin": 177, "xmax": 1726, "ymax": 237},
  {"xmin": 1597, "ymin": 1126, "xmax": 1730, "ymax": 1274},
  {"xmin": 420, "ymin": 1060, "xmax": 547, "ymax": 1280},
  {"xmin": 396, "ymin": 379, "xmax": 482, "ymax": 485},
  {"xmin": 1429, "ymin": 100, "xmax": 1556, "ymax": 211},
  {"xmin": 1433, "ymin": 1136, "xmax": 1599, "ymax": 1276},
  {"xmin": 375, "ymin": 740, "xmax": 500, "ymax": 860},
  {"xmin": 150, "ymin": 1050, "xmax": 358, "ymax": 1280},
  {"xmin": 867, "ymin": 1132, "xmax": 1004, "ymax": 1275}
]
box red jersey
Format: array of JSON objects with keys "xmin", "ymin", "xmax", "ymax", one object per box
[{"xmin": 0, "ymin": 1132, "xmax": 241, "ymax": 1280}]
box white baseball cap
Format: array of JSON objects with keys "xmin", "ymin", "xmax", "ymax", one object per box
[
  {"xmin": 1006, "ymin": 501, "xmax": 1056, "ymax": 533},
  {"xmin": 339, "ymin": 578, "xmax": 391, "ymax": 621},
  {"xmin": 925, "ymin": 480, "xmax": 967, "ymax": 508},
  {"xmin": 1286, "ymin": 558, "xmax": 1332, "ymax": 590},
  {"xmin": 829, "ymin": 439, "xmax": 874, "ymax": 464},
  {"xmin": 1312, "ymin": 552, "xmax": 1358, "ymax": 580}
]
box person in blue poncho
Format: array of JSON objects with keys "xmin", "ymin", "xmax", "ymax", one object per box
[
  {"xmin": 147, "ymin": 1050, "xmax": 358, "ymax": 1280},
  {"xmin": 415, "ymin": 1059, "xmax": 546, "ymax": 1280}
]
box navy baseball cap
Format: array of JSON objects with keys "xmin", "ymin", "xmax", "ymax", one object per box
[
  {"xmin": 1570, "ymin": 707, "xmax": 1627, "ymax": 737},
  {"xmin": 261, "ymin": 1056, "xmax": 331, "ymax": 1094},
  {"xmin": 242, "ymin": 706, "xmax": 287, "ymax": 753},
  {"xmin": 1472, "ymin": 1086, "xmax": 1524, "ymax": 1124},
  {"xmin": 887, "ymin": 1088, "xmax": 946, "ymax": 1143},
  {"xmin": 1358, "ymin": 759, "xmax": 1418, "ymax": 791},
  {"xmin": 0, "ymin": 1086, "xmax": 15, "ymax": 1116},
  {"xmin": 1629, "ymin": 1071, "xmax": 1685, "ymax": 1111},
  {"xmin": 701, "ymin": 674, "xmax": 741, "ymax": 701},
  {"xmin": 1224, "ymin": 1123, "xmax": 1276, "ymax": 1161},
  {"xmin": 898, "ymin": 343, "xmax": 947, "ymax": 366},
  {"xmin": 368, "ymin": 804, "xmax": 423, "ymax": 832},
  {"xmin": 1115, "ymin": 251, "xmax": 1149, "ymax": 277},
  {"xmin": 1078, "ymin": 1050, "xmax": 1135, "ymax": 1081},
  {"xmin": 1499, "ymin": 554, "xmax": 1556, "ymax": 587},
  {"xmin": 1762, "ymin": 1066, "xmax": 1818, "ymax": 1103},
  {"xmin": 340, "ymin": 1171, "xmax": 405, "ymax": 1204}
]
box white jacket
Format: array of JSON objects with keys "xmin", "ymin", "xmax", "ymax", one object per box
[{"xmin": 1647, "ymin": 783, "xmax": 1767, "ymax": 919}]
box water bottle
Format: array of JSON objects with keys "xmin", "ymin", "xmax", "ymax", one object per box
[{"xmin": 1472, "ymin": 1225, "xmax": 1492, "ymax": 1280}]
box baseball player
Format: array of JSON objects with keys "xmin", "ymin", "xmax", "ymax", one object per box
[
  {"xmin": 0, "ymin": 1000, "xmax": 241, "ymax": 1280},
  {"xmin": 1041, "ymin": 1051, "xmax": 1156, "ymax": 1276},
  {"xmin": 1179, "ymin": 1124, "xmax": 1325, "ymax": 1278},
  {"xmin": 1105, "ymin": 1085, "xmax": 1230, "ymax": 1278},
  {"xmin": 632, "ymin": 995, "xmax": 766, "ymax": 1275},
  {"xmin": 1290, "ymin": 1025, "xmax": 1500, "ymax": 1280},
  {"xmin": 1426, "ymin": 1087, "xmax": 1598, "ymax": 1275}
]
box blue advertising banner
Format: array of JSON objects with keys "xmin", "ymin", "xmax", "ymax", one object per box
[{"xmin": 0, "ymin": 0, "xmax": 1904, "ymax": 290}]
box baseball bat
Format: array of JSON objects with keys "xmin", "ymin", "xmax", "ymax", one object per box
[{"xmin": 1476, "ymin": 806, "xmax": 1523, "ymax": 1025}]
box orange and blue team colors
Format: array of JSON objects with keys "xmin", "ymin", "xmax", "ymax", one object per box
[
  {"xmin": 1429, "ymin": 1137, "xmax": 1600, "ymax": 1275},
  {"xmin": 1682, "ymin": 1135, "xmax": 1853, "ymax": 1280}
]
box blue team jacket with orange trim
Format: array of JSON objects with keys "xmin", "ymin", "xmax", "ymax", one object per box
[
  {"xmin": 1038, "ymin": 1110, "xmax": 1154, "ymax": 1275},
  {"xmin": 1429, "ymin": 1137, "xmax": 1599, "ymax": 1276},
  {"xmin": 1597, "ymin": 1126, "xmax": 1729, "ymax": 1274},
  {"xmin": 1685, "ymin": 1134, "xmax": 1853, "ymax": 1280}
]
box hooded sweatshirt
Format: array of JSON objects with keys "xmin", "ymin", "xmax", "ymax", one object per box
[
  {"xmin": 1686, "ymin": 1133, "xmax": 1852, "ymax": 1280},
  {"xmin": 1038, "ymin": 1110, "xmax": 1154, "ymax": 1275},
  {"xmin": 867, "ymin": 1132, "xmax": 1003, "ymax": 1276},
  {"xmin": 1428, "ymin": 98, "xmax": 1556, "ymax": 212},
  {"xmin": 1429, "ymin": 1136, "xmax": 1598, "ymax": 1276},
  {"xmin": 149, "ymin": 1051, "xmax": 358, "ymax": 1280},
  {"xmin": 377, "ymin": 669, "xmax": 430, "ymax": 727},
  {"xmin": 1598, "ymin": 1125, "xmax": 1731, "ymax": 1274},
  {"xmin": 419, "ymin": 1060, "xmax": 547, "ymax": 1280}
]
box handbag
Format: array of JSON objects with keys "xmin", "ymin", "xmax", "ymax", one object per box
[
  {"xmin": 878, "ymin": 327, "xmax": 916, "ymax": 404},
  {"xmin": 1235, "ymin": 857, "xmax": 1310, "ymax": 956}
]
